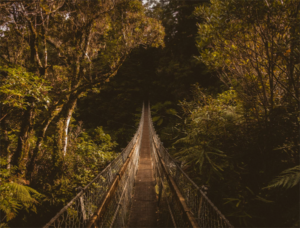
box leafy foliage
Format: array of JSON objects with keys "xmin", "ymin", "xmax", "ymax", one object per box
[
  {"xmin": 151, "ymin": 101, "xmax": 177, "ymax": 126},
  {"xmin": 0, "ymin": 0, "xmax": 299, "ymax": 227},
  {"xmin": 0, "ymin": 158, "xmax": 44, "ymax": 225},
  {"xmin": 0, "ymin": 1, "xmax": 164, "ymax": 226},
  {"xmin": 0, "ymin": 67, "xmax": 51, "ymax": 110},
  {"xmin": 265, "ymin": 165, "xmax": 300, "ymax": 189},
  {"xmin": 35, "ymin": 125, "xmax": 116, "ymax": 192},
  {"xmin": 174, "ymin": 87, "xmax": 242, "ymax": 179},
  {"xmin": 170, "ymin": 0, "xmax": 299, "ymax": 226}
]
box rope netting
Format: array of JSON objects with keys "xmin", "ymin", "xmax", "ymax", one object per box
[
  {"xmin": 148, "ymin": 103, "xmax": 234, "ymax": 228},
  {"xmin": 44, "ymin": 104, "xmax": 144, "ymax": 228}
]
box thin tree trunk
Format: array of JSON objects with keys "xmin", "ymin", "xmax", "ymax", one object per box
[
  {"xmin": 51, "ymin": 94, "xmax": 78, "ymax": 180},
  {"xmin": 54, "ymin": 94, "xmax": 78, "ymax": 158},
  {"xmin": 61, "ymin": 95, "xmax": 78, "ymax": 156}
]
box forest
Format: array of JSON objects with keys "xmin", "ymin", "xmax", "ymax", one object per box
[{"xmin": 0, "ymin": 0, "xmax": 299, "ymax": 227}]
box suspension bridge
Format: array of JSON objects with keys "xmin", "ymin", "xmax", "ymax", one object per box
[{"xmin": 43, "ymin": 103, "xmax": 233, "ymax": 228}]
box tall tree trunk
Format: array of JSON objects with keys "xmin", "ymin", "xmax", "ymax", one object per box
[
  {"xmin": 11, "ymin": 101, "xmax": 34, "ymax": 171},
  {"xmin": 26, "ymin": 105, "xmax": 63, "ymax": 180},
  {"xmin": 0, "ymin": 116, "xmax": 11, "ymax": 169}
]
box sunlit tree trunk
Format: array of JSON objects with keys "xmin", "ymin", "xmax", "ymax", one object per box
[
  {"xmin": 56, "ymin": 94, "xmax": 78, "ymax": 157},
  {"xmin": 62, "ymin": 97, "xmax": 78, "ymax": 156},
  {"xmin": 51, "ymin": 94, "xmax": 78, "ymax": 179}
]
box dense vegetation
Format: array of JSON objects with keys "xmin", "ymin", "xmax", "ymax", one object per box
[
  {"xmin": 175, "ymin": 1, "xmax": 299, "ymax": 226},
  {"xmin": 0, "ymin": 0, "xmax": 164, "ymax": 226},
  {"xmin": 0, "ymin": 0, "xmax": 299, "ymax": 227}
]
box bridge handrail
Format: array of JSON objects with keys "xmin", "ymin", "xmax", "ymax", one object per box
[
  {"xmin": 86, "ymin": 104, "xmax": 144, "ymax": 228},
  {"xmin": 148, "ymin": 102, "xmax": 233, "ymax": 228},
  {"xmin": 43, "ymin": 104, "xmax": 145, "ymax": 228}
]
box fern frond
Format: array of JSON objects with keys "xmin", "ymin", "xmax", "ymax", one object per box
[
  {"xmin": 0, "ymin": 182, "xmax": 44, "ymax": 222},
  {"xmin": 0, "ymin": 222, "xmax": 9, "ymax": 228},
  {"xmin": 264, "ymin": 165, "xmax": 300, "ymax": 189}
]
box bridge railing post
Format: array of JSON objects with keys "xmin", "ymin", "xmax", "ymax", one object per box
[
  {"xmin": 108, "ymin": 166, "xmax": 113, "ymax": 184},
  {"xmin": 121, "ymin": 152, "xmax": 125, "ymax": 163},
  {"xmin": 174, "ymin": 160, "xmax": 182, "ymax": 184},
  {"xmin": 77, "ymin": 187, "xmax": 87, "ymax": 222},
  {"xmin": 197, "ymin": 193, "xmax": 203, "ymax": 222}
]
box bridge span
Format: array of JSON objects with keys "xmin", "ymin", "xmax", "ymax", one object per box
[{"xmin": 44, "ymin": 103, "xmax": 233, "ymax": 228}]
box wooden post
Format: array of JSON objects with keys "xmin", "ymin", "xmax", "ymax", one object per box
[
  {"xmin": 122, "ymin": 152, "xmax": 125, "ymax": 163},
  {"xmin": 108, "ymin": 167, "xmax": 113, "ymax": 183},
  {"xmin": 197, "ymin": 193, "xmax": 203, "ymax": 220},
  {"xmin": 175, "ymin": 161, "xmax": 182, "ymax": 183},
  {"xmin": 80, "ymin": 195, "xmax": 87, "ymax": 221},
  {"xmin": 75, "ymin": 187, "xmax": 87, "ymax": 221}
]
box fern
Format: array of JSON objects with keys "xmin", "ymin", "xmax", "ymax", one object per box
[
  {"xmin": 0, "ymin": 158, "xmax": 44, "ymax": 223},
  {"xmin": 0, "ymin": 181, "xmax": 43, "ymax": 222},
  {"xmin": 264, "ymin": 165, "xmax": 300, "ymax": 189},
  {"xmin": 0, "ymin": 222, "xmax": 9, "ymax": 228}
]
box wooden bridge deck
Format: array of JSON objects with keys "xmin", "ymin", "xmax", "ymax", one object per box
[{"xmin": 127, "ymin": 107, "xmax": 158, "ymax": 227}]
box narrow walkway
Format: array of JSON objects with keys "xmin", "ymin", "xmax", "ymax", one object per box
[{"xmin": 127, "ymin": 107, "xmax": 158, "ymax": 227}]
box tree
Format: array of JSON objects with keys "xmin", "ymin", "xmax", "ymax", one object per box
[
  {"xmin": 0, "ymin": 1, "xmax": 164, "ymax": 225},
  {"xmin": 0, "ymin": 0, "xmax": 164, "ymax": 177},
  {"xmin": 195, "ymin": 0, "xmax": 299, "ymax": 127},
  {"xmin": 173, "ymin": 0, "xmax": 300, "ymax": 226}
]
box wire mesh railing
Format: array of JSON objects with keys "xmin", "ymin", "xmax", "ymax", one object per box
[
  {"xmin": 44, "ymin": 104, "xmax": 144, "ymax": 228},
  {"xmin": 89, "ymin": 114, "xmax": 143, "ymax": 228},
  {"xmin": 44, "ymin": 101, "xmax": 233, "ymax": 228},
  {"xmin": 148, "ymin": 102, "xmax": 234, "ymax": 228}
]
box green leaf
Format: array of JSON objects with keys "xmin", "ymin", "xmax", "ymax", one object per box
[
  {"xmin": 264, "ymin": 165, "xmax": 300, "ymax": 189},
  {"xmin": 152, "ymin": 116, "xmax": 161, "ymax": 122}
]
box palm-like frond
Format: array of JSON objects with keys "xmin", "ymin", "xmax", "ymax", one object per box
[
  {"xmin": 265, "ymin": 165, "xmax": 300, "ymax": 189},
  {"xmin": 0, "ymin": 182, "xmax": 44, "ymax": 222}
]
